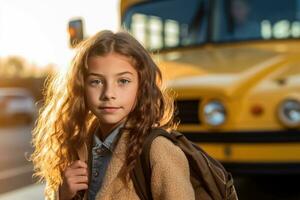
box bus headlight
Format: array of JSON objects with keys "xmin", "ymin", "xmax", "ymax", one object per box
[
  {"xmin": 278, "ymin": 99, "xmax": 300, "ymax": 128},
  {"xmin": 203, "ymin": 100, "xmax": 227, "ymax": 126}
]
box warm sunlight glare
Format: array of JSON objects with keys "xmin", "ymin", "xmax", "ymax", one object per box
[{"xmin": 0, "ymin": 0, "xmax": 119, "ymax": 72}]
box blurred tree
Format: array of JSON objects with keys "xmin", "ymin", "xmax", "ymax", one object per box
[
  {"xmin": 0, "ymin": 56, "xmax": 56, "ymax": 78},
  {"xmin": 0, "ymin": 56, "xmax": 27, "ymax": 77},
  {"xmin": 0, "ymin": 56, "xmax": 57, "ymax": 101}
]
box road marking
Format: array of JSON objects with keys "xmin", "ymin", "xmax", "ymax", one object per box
[
  {"xmin": 0, "ymin": 183, "xmax": 45, "ymax": 200},
  {"xmin": 0, "ymin": 165, "xmax": 33, "ymax": 180}
]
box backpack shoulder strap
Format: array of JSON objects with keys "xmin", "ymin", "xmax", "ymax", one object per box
[
  {"xmin": 132, "ymin": 129, "xmax": 238, "ymax": 200},
  {"xmin": 131, "ymin": 128, "xmax": 175, "ymax": 200}
]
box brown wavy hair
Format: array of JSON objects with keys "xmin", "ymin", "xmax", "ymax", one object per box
[{"xmin": 31, "ymin": 30, "xmax": 177, "ymax": 198}]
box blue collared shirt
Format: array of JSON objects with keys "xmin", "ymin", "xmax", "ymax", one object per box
[{"xmin": 88, "ymin": 125, "xmax": 123, "ymax": 200}]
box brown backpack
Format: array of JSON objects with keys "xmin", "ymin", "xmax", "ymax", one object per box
[{"xmin": 131, "ymin": 128, "xmax": 238, "ymax": 200}]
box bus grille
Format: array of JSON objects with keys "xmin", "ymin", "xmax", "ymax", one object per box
[{"xmin": 174, "ymin": 100, "xmax": 200, "ymax": 124}]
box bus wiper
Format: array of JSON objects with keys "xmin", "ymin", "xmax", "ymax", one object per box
[{"xmin": 189, "ymin": 1, "xmax": 206, "ymax": 35}]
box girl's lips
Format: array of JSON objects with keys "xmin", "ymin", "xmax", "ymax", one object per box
[{"xmin": 98, "ymin": 107, "xmax": 121, "ymax": 113}]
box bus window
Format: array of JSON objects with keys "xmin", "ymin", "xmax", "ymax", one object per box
[
  {"xmin": 123, "ymin": 0, "xmax": 208, "ymax": 50},
  {"xmin": 124, "ymin": 0, "xmax": 300, "ymax": 46},
  {"xmin": 215, "ymin": 0, "xmax": 300, "ymax": 42},
  {"xmin": 165, "ymin": 19, "xmax": 180, "ymax": 47}
]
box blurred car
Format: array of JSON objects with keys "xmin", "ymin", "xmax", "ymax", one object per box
[{"xmin": 0, "ymin": 88, "xmax": 36, "ymax": 125}]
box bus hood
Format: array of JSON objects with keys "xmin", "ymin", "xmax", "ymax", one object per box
[{"xmin": 163, "ymin": 47, "xmax": 300, "ymax": 98}]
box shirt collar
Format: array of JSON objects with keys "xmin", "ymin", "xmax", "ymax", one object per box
[{"xmin": 93, "ymin": 123, "xmax": 123, "ymax": 152}]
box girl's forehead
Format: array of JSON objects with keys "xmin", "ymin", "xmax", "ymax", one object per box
[{"xmin": 86, "ymin": 53, "xmax": 138, "ymax": 74}]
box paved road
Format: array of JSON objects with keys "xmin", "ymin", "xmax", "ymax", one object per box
[
  {"xmin": 0, "ymin": 183, "xmax": 44, "ymax": 200},
  {"xmin": 0, "ymin": 124, "xmax": 35, "ymax": 194}
]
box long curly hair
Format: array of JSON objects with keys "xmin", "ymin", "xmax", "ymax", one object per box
[{"xmin": 31, "ymin": 30, "xmax": 177, "ymax": 198}]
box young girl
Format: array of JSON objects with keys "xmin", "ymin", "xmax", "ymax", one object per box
[{"xmin": 31, "ymin": 30, "xmax": 195, "ymax": 200}]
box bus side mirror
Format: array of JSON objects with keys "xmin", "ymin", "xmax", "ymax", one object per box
[{"xmin": 68, "ymin": 18, "xmax": 84, "ymax": 48}]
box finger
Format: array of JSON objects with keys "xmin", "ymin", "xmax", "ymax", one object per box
[
  {"xmin": 69, "ymin": 160, "xmax": 88, "ymax": 169},
  {"xmin": 71, "ymin": 175, "xmax": 89, "ymax": 184},
  {"xmin": 73, "ymin": 183, "xmax": 88, "ymax": 191},
  {"xmin": 64, "ymin": 177, "xmax": 88, "ymax": 191},
  {"xmin": 65, "ymin": 168, "xmax": 88, "ymax": 178}
]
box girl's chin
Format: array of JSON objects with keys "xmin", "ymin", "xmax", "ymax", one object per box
[{"xmin": 98, "ymin": 118, "xmax": 126, "ymax": 128}]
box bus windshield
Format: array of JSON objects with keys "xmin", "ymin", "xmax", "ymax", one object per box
[{"xmin": 122, "ymin": 0, "xmax": 300, "ymax": 50}]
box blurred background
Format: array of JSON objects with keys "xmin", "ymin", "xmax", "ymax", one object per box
[
  {"xmin": 0, "ymin": 0, "xmax": 118, "ymax": 199},
  {"xmin": 1, "ymin": 0, "xmax": 300, "ymax": 199}
]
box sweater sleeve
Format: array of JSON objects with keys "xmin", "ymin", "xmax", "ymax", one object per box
[{"xmin": 149, "ymin": 136, "xmax": 195, "ymax": 200}]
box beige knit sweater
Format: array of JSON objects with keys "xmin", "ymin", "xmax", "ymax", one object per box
[{"xmin": 54, "ymin": 130, "xmax": 195, "ymax": 200}]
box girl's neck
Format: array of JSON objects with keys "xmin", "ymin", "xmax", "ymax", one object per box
[{"xmin": 97, "ymin": 122, "xmax": 124, "ymax": 141}]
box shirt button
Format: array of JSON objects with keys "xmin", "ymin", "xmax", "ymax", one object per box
[
  {"xmin": 94, "ymin": 171, "xmax": 99, "ymax": 177},
  {"xmin": 96, "ymin": 148, "xmax": 102, "ymax": 154},
  {"xmin": 96, "ymin": 148, "xmax": 105, "ymax": 156}
]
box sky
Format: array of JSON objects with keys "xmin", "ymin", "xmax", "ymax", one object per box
[{"xmin": 0, "ymin": 0, "xmax": 119, "ymax": 70}]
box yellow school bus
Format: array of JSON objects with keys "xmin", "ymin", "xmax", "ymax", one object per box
[
  {"xmin": 70, "ymin": 0, "xmax": 300, "ymax": 174},
  {"xmin": 120, "ymin": 0, "xmax": 300, "ymax": 174}
]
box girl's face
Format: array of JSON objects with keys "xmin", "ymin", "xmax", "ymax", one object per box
[{"xmin": 85, "ymin": 52, "xmax": 139, "ymax": 133}]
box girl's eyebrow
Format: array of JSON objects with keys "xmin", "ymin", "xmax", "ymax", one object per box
[
  {"xmin": 115, "ymin": 71, "xmax": 134, "ymax": 76},
  {"xmin": 87, "ymin": 72, "xmax": 103, "ymax": 77},
  {"xmin": 87, "ymin": 71, "xmax": 134, "ymax": 77}
]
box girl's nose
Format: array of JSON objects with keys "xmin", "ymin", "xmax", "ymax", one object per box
[{"xmin": 100, "ymin": 84, "xmax": 116, "ymax": 100}]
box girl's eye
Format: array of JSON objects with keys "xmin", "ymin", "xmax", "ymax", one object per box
[
  {"xmin": 118, "ymin": 79, "xmax": 131, "ymax": 85},
  {"xmin": 89, "ymin": 79, "xmax": 103, "ymax": 85}
]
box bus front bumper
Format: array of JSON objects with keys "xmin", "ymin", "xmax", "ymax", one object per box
[{"xmin": 183, "ymin": 130, "xmax": 300, "ymax": 174}]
